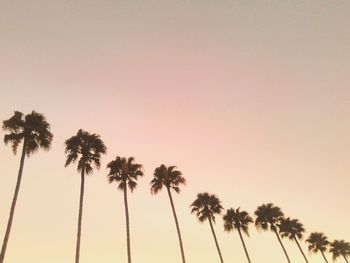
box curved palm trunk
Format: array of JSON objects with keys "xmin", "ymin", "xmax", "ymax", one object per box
[
  {"xmin": 343, "ymin": 255, "xmax": 349, "ymax": 263},
  {"xmin": 124, "ymin": 183, "xmax": 131, "ymax": 263},
  {"xmin": 273, "ymin": 228, "xmax": 291, "ymax": 263},
  {"xmin": 0, "ymin": 141, "xmax": 27, "ymax": 263},
  {"xmin": 166, "ymin": 187, "xmax": 186, "ymax": 263},
  {"xmin": 237, "ymin": 228, "xmax": 252, "ymax": 263},
  {"xmin": 320, "ymin": 251, "xmax": 328, "ymax": 263},
  {"xmin": 75, "ymin": 168, "xmax": 85, "ymax": 263},
  {"xmin": 293, "ymin": 237, "xmax": 309, "ymax": 263},
  {"xmin": 208, "ymin": 217, "xmax": 224, "ymax": 263}
]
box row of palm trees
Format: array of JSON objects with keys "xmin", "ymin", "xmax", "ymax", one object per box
[{"xmin": 0, "ymin": 111, "xmax": 349, "ymax": 263}]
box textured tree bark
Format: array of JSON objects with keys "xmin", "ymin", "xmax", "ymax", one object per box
[
  {"xmin": 167, "ymin": 187, "xmax": 186, "ymax": 263},
  {"xmin": 0, "ymin": 141, "xmax": 27, "ymax": 263},
  {"xmin": 75, "ymin": 168, "xmax": 85, "ymax": 263},
  {"xmin": 208, "ymin": 217, "xmax": 224, "ymax": 263}
]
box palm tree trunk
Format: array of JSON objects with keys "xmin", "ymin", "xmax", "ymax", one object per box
[
  {"xmin": 320, "ymin": 251, "xmax": 328, "ymax": 263},
  {"xmin": 0, "ymin": 141, "xmax": 26, "ymax": 263},
  {"xmin": 343, "ymin": 255, "xmax": 349, "ymax": 263},
  {"xmin": 293, "ymin": 237, "xmax": 309, "ymax": 263},
  {"xmin": 273, "ymin": 228, "xmax": 291, "ymax": 263},
  {"xmin": 124, "ymin": 183, "xmax": 131, "ymax": 263},
  {"xmin": 75, "ymin": 168, "xmax": 85, "ymax": 263},
  {"xmin": 166, "ymin": 187, "xmax": 186, "ymax": 263},
  {"xmin": 237, "ymin": 228, "xmax": 252, "ymax": 263},
  {"xmin": 208, "ymin": 217, "xmax": 224, "ymax": 263}
]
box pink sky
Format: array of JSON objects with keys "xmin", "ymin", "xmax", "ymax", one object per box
[{"xmin": 0, "ymin": 1, "xmax": 350, "ymax": 262}]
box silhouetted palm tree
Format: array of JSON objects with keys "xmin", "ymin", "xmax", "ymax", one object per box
[
  {"xmin": 329, "ymin": 240, "xmax": 350, "ymax": 263},
  {"xmin": 0, "ymin": 111, "xmax": 52, "ymax": 263},
  {"xmin": 223, "ymin": 207, "xmax": 253, "ymax": 263},
  {"xmin": 254, "ymin": 203, "xmax": 291, "ymax": 263},
  {"xmin": 190, "ymin": 192, "xmax": 224, "ymax": 263},
  {"xmin": 65, "ymin": 129, "xmax": 106, "ymax": 263},
  {"xmin": 150, "ymin": 165, "xmax": 186, "ymax": 263},
  {"xmin": 279, "ymin": 217, "xmax": 309, "ymax": 263},
  {"xmin": 107, "ymin": 156, "xmax": 143, "ymax": 263},
  {"xmin": 306, "ymin": 232, "xmax": 329, "ymax": 263}
]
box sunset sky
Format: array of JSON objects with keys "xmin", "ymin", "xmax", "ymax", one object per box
[{"xmin": 0, "ymin": 1, "xmax": 349, "ymax": 262}]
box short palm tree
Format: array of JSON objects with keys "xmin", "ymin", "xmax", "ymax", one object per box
[
  {"xmin": 279, "ymin": 217, "xmax": 309, "ymax": 263},
  {"xmin": 65, "ymin": 129, "xmax": 106, "ymax": 263},
  {"xmin": 0, "ymin": 111, "xmax": 52, "ymax": 263},
  {"xmin": 254, "ymin": 203, "xmax": 291, "ymax": 263},
  {"xmin": 223, "ymin": 207, "xmax": 253, "ymax": 263},
  {"xmin": 107, "ymin": 156, "xmax": 144, "ymax": 263},
  {"xmin": 190, "ymin": 192, "xmax": 224, "ymax": 263},
  {"xmin": 306, "ymin": 232, "xmax": 329, "ymax": 263},
  {"xmin": 329, "ymin": 240, "xmax": 350, "ymax": 263},
  {"xmin": 150, "ymin": 165, "xmax": 186, "ymax": 263}
]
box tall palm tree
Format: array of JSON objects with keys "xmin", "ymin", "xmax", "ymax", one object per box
[
  {"xmin": 190, "ymin": 192, "xmax": 224, "ymax": 263},
  {"xmin": 254, "ymin": 203, "xmax": 291, "ymax": 263},
  {"xmin": 306, "ymin": 232, "xmax": 329, "ymax": 263},
  {"xmin": 0, "ymin": 111, "xmax": 52, "ymax": 263},
  {"xmin": 279, "ymin": 217, "xmax": 309, "ymax": 263},
  {"xmin": 223, "ymin": 207, "xmax": 253, "ymax": 263},
  {"xmin": 329, "ymin": 240, "xmax": 350, "ymax": 263},
  {"xmin": 107, "ymin": 156, "xmax": 144, "ymax": 263},
  {"xmin": 150, "ymin": 165, "xmax": 186, "ymax": 263},
  {"xmin": 64, "ymin": 129, "xmax": 106, "ymax": 263}
]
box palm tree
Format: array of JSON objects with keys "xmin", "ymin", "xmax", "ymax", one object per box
[
  {"xmin": 0, "ymin": 111, "xmax": 52, "ymax": 263},
  {"xmin": 329, "ymin": 240, "xmax": 350, "ymax": 263},
  {"xmin": 306, "ymin": 232, "xmax": 329, "ymax": 263},
  {"xmin": 107, "ymin": 156, "xmax": 144, "ymax": 263},
  {"xmin": 279, "ymin": 217, "xmax": 309, "ymax": 263},
  {"xmin": 223, "ymin": 207, "xmax": 253, "ymax": 263},
  {"xmin": 150, "ymin": 164, "xmax": 186, "ymax": 263},
  {"xmin": 254, "ymin": 203, "xmax": 291, "ymax": 263},
  {"xmin": 64, "ymin": 129, "xmax": 106, "ymax": 263},
  {"xmin": 190, "ymin": 192, "xmax": 224, "ymax": 263}
]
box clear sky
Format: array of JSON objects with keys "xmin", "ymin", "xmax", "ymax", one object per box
[{"xmin": 0, "ymin": 1, "xmax": 349, "ymax": 262}]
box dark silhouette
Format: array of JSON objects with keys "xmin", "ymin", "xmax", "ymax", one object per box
[
  {"xmin": 223, "ymin": 207, "xmax": 253, "ymax": 263},
  {"xmin": 107, "ymin": 156, "xmax": 143, "ymax": 263},
  {"xmin": 254, "ymin": 203, "xmax": 291, "ymax": 263},
  {"xmin": 279, "ymin": 217, "xmax": 309, "ymax": 263},
  {"xmin": 64, "ymin": 129, "xmax": 106, "ymax": 263},
  {"xmin": 306, "ymin": 232, "xmax": 329, "ymax": 263},
  {"xmin": 329, "ymin": 240, "xmax": 350, "ymax": 263},
  {"xmin": 150, "ymin": 164, "xmax": 187, "ymax": 263},
  {"xmin": 0, "ymin": 111, "xmax": 52, "ymax": 263},
  {"xmin": 190, "ymin": 192, "xmax": 224, "ymax": 263}
]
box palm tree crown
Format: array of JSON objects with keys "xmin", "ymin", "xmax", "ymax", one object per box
[
  {"xmin": 3, "ymin": 110, "xmax": 52, "ymax": 155},
  {"xmin": 279, "ymin": 217, "xmax": 305, "ymax": 240},
  {"xmin": 190, "ymin": 192, "xmax": 223, "ymax": 222},
  {"xmin": 329, "ymin": 240, "xmax": 350, "ymax": 262},
  {"xmin": 223, "ymin": 208, "xmax": 253, "ymax": 236},
  {"xmin": 254, "ymin": 203, "xmax": 284, "ymax": 231},
  {"xmin": 150, "ymin": 164, "xmax": 186, "ymax": 194},
  {"xmin": 64, "ymin": 129, "xmax": 106, "ymax": 173},
  {"xmin": 107, "ymin": 156, "xmax": 144, "ymax": 191},
  {"xmin": 306, "ymin": 232, "xmax": 329, "ymax": 254}
]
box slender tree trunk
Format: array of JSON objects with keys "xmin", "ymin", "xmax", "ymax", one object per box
[
  {"xmin": 293, "ymin": 237, "xmax": 309, "ymax": 263},
  {"xmin": 343, "ymin": 255, "xmax": 349, "ymax": 263},
  {"xmin": 208, "ymin": 217, "xmax": 224, "ymax": 263},
  {"xmin": 237, "ymin": 228, "xmax": 252, "ymax": 263},
  {"xmin": 320, "ymin": 251, "xmax": 328, "ymax": 263},
  {"xmin": 0, "ymin": 141, "xmax": 27, "ymax": 263},
  {"xmin": 124, "ymin": 183, "xmax": 131, "ymax": 263},
  {"xmin": 273, "ymin": 228, "xmax": 291, "ymax": 263},
  {"xmin": 75, "ymin": 168, "xmax": 85, "ymax": 263},
  {"xmin": 166, "ymin": 187, "xmax": 186, "ymax": 263}
]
